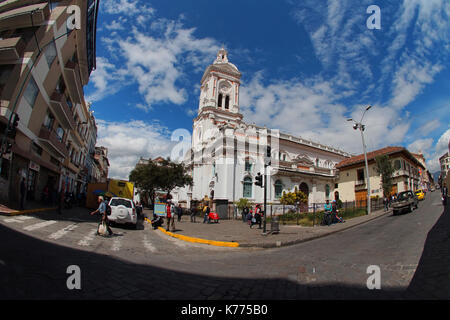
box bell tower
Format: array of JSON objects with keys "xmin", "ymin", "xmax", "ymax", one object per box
[{"xmin": 198, "ymin": 47, "xmax": 242, "ymax": 115}]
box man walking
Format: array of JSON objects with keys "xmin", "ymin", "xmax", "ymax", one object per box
[{"xmin": 90, "ymin": 196, "xmax": 113, "ymax": 236}]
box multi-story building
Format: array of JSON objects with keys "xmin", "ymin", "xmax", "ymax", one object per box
[
  {"xmin": 93, "ymin": 146, "xmax": 109, "ymax": 183},
  {"xmin": 411, "ymin": 152, "xmax": 431, "ymax": 192},
  {"xmin": 439, "ymin": 152, "xmax": 449, "ymax": 180},
  {"xmin": 172, "ymin": 48, "xmax": 352, "ymax": 217},
  {"xmin": 335, "ymin": 146, "xmax": 425, "ymax": 203},
  {"xmin": 0, "ymin": 0, "xmax": 100, "ymax": 206}
]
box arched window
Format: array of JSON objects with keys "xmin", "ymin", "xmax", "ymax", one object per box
[
  {"xmin": 275, "ymin": 180, "xmax": 283, "ymax": 199},
  {"xmin": 218, "ymin": 93, "xmax": 223, "ymax": 107},
  {"xmin": 225, "ymin": 95, "xmax": 230, "ymax": 109},
  {"xmin": 243, "ymin": 177, "xmax": 252, "ymax": 198}
]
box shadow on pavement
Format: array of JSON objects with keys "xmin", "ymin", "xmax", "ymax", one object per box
[
  {"xmin": 0, "ymin": 222, "xmax": 409, "ymax": 300},
  {"xmin": 406, "ymin": 202, "xmax": 450, "ymax": 299}
]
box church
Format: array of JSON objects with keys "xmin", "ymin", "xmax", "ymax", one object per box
[{"xmin": 172, "ymin": 48, "xmax": 351, "ymax": 218}]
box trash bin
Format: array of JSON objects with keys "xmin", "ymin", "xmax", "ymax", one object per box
[{"xmin": 271, "ymin": 216, "xmax": 280, "ymax": 234}]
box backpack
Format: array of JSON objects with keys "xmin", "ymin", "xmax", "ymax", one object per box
[{"xmin": 105, "ymin": 201, "xmax": 112, "ymax": 216}]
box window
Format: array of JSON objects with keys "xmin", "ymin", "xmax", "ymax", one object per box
[
  {"xmin": 394, "ymin": 159, "xmax": 401, "ymax": 170},
  {"xmin": 245, "ymin": 160, "xmax": 252, "ymax": 172},
  {"xmin": 56, "ymin": 76, "xmax": 66, "ymax": 94},
  {"xmin": 243, "ymin": 177, "xmax": 252, "ymax": 198},
  {"xmin": 44, "ymin": 111, "xmax": 55, "ymax": 130},
  {"xmin": 31, "ymin": 142, "xmax": 42, "ymax": 156},
  {"xmin": 23, "ymin": 76, "xmax": 39, "ymax": 107},
  {"xmin": 325, "ymin": 184, "xmax": 330, "ymax": 198},
  {"xmin": 218, "ymin": 93, "xmax": 222, "ymax": 107},
  {"xmin": 275, "ymin": 180, "xmax": 283, "ymax": 199},
  {"xmin": 44, "ymin": 41, "xmax": 57, "ymax": 67},
  {"xmin": 56, "ymin": 126, "xmax": 64, "ymax": 142},
  {"xmin": 225, "ymin": 95, "xmax": 229, "ymax": 109},
  {"xmin": 357, "ymin": 169, "xmax": 365, "ymax": 182}
]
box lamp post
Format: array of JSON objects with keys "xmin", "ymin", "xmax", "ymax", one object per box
[{"xmin": 348, "ymin": 105, "xmax": 372, "ymax": 215}]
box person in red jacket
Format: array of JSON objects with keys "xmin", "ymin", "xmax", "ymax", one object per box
[{"xmin": 166, "ymin": 200, "xmax": 176, "ymax": 232}]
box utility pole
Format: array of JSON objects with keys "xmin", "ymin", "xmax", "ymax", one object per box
[{"xmin": 348, "ymin": 105, "xmax": 372, "ymax": 215}]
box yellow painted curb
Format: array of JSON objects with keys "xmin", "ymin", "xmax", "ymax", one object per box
[
  {"xmin": 146, "ymin": 222, "xmax": 239, "ymax": 247},
  {"xmin": 4, "ymin": 207, "xmax": 58, "ymax": 216}
]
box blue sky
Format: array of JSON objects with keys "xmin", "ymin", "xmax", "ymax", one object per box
[{"xmin": 85, "ymin": 0, "xmax": 450, "ymax": 179}]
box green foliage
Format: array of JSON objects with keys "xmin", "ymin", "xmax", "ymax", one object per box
[
  {"xmin": 375, "ymin": 154, "xmax": 394, "ymax": 197},
  {"xmin": 280, "ymin": 188, "xmax": 308, "ymax": 205},
  {"xmin": 129, "ymin": 158, "xmax": 193, "ymax": 204},
  {"xmin": 234, "ymin": 198, "xmax": 253, "ymax": 210}
]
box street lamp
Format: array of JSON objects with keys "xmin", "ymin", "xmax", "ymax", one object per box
[{"xmin": 347, "ymin": 105, "xmax": 372, "ymax": 215}]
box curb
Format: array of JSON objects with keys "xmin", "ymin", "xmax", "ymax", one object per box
[
  {"xmin": 241, "ymin": 209, "xmax": 392, "ymax": 248},
  {"xmin": 144, "ymin": 210, "xmax": 391, "ymax": 249},
  {"xmin": 144, "ymin": 217, "xmax": 239, "ymax": 247},
  {"xmin": 0, "ymin": 207, "xmax": 58, "ymax": 216}
]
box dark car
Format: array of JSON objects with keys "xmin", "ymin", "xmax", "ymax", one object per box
[{"xmin": 391, "ymin": 191, "xmax": 418, "ymax": 215}]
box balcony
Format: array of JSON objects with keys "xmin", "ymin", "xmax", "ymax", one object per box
[
  {"xmin": 64, "ymin": 61, "xmax": 83, "ymax": 104},
  {"xmin": 50, "ymin": 91, "xmax": 75, "ymax": 130},
  {"xmin": 0, "ymin": 3, "xmax": 50, "ymax": 30},
  {"xmin": 0, "ymin": 37, "xmax": 26, "ymax": 62},
  {"xmin": 38, "ymin": 126, "xmax": 68, "ymax": 158},
  {"xmin": 63, "ymin": 158, "xmax": 80, "ymax": 175},
  {"xmin": 72, "ymin": 128, "xmax": 86, "ymax": 148}
]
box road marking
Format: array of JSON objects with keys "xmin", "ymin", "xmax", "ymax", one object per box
[
  {"xmin": 111, "ymin": 237, "xmax": 122, "ymax": 251},
  {"xmin": 3, "ymin": 218, "xmax": 24, "ymax": 223},
  {"xmin": 78, "ymin": 228, "xmax": 97, "ymax": 246},
  {"xmin": 49, "ymin": 224, "xmax": 78, "ymax": 240},
  {"xmin": 23, "ymin": 220, "xmax": 57, "ymax": 231},
  {"xmin": 17, "ymin": 216, "xmax": 33, "ymax": 220},
  {"xmin": 142, "ymin": 234, "xmax": 157, "ymax": 253}
]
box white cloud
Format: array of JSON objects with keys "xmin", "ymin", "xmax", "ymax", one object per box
[
  {"xmin": 91, "ymin": 18, "xmax": 220, "ymax": 109},
  {"xmin": 102, "ymin": 0, "xmax": 155, "ymax": 17},
  {"xmin": 95, "ymin": 119, "xmax": 176, "ymax": 180}
]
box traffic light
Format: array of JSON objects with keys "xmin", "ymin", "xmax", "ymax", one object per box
[
  {"xmin": 266, "ymin": 145, "xmax": 271, "ymax": 158},
  {"xmin": 7, "ymin": 113, "xmax": 19, "ymax": 139},
  {"xmin": 4, "ymin": 142, "xmax": 12, "ymax": 154},
  {"xmin": 255, "ymin": 172, "xmax": 263, "ymax": 188}
]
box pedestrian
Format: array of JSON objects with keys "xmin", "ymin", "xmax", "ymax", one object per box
[
  {"xmin": 383, "ymin": 196, "xmax": 389, "ymax": 211},
  {"xmin": 322, "ymin": 200, "xmax": 332, "ymax": 226},
  {"xmin": 177, "ymin": 203, "xmax": 183, "ymax": 222},
  {"xmin": 90, "ymin": 196, "xmax": 113, "ymax": 236},
  {"xmin": 443, "ymin": 184, "xmax": 448, "ymax": 206},
  {"xmin": 203, "ymin": 203, "xmax": 210, "ymax": 223},
  {"xmin": 246, "ymin": 209, "xmax": 253, "ymax": 226},
  {"xmin": 166, "ymin": 200, "xmax": 176, "ymax": 231},
  {"xmin": 190, "ymin": 206, "xmax": 197, "ymax": 222},
  {"xmin": 252, "ymin": 204, "xmax": 262, "ymax": 229},
  {"xmin": 19, "ymin": 177, "xmax": 26, "ymax": 210},
  {"xmin": 242, "ymin": 206, "xmax": 249, "ymax": 223}
]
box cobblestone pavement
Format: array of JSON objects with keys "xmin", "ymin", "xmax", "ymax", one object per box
[
  {"xmin": 0, "ymin": 191, "xmax": 448, "ymax": 300},
  {"xmin": 151, "ymin": 206, "xmax": 391, "ymax": 248}
]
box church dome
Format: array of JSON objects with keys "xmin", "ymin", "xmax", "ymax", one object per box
[{"xmin": 201, "ymin": 48, "xmax": 241, "ymax": 83}]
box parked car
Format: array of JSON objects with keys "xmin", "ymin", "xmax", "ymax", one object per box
[
  {"xmin": 415, "ymin": 189, "xmax": 425, "ymax": 200},
  {"xmin": 108, "ymin": 197, "xmax": 138, "ymax": 228},
  {"xmin": 391, "ymin": 191, "xmax": 418, "ymax": 215}
]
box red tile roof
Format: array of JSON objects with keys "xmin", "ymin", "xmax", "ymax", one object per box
[{"xmin": 336, "ymin": 146, "xmax": 424, "ymax": 169}]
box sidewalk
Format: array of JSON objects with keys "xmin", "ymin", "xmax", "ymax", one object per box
[
  {"xmin": 144, "ymin": 208, "xmax": 391, "ymax": 248},
  {"xmin": 0, "ymin": 201, "xmax": 57, "ymax": 216}
]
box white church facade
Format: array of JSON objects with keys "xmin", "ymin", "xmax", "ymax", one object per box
[{"xmin": 172, "ymin": 49, "xmax": 351, "ymax": 217}]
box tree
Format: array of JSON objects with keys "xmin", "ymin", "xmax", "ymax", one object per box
[
  {"xmin": 375, "ymin": 154, "xmax": 395, "ymax": 197},
  {"xmin": 129, "ymin": 161, "xmax": 163, "ymax": 207},
  {"xmin": 280, "ymin": 187, "xmax": 308, "ymax": 205},
  {"xmin": 129, "ymin": 158, "xmax": 193, "ymax": 206}
]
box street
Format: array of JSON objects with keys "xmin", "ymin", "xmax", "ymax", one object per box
[{"xmin": 0, "ymin": 191, "xmax": 448, "ymax": 299}]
